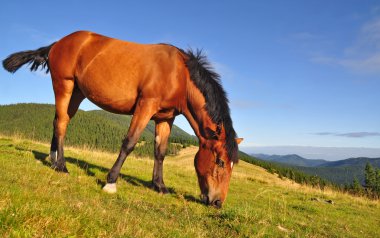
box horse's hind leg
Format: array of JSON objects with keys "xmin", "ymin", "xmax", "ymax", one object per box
[
  {"xmin": 152, "ymin": 118, "xmax": 174, "ymax": 194},
  {"xmin": 103, "ymin": 99, "xmax": 159, "ymax": 193},
  {"xmin": 50, "ymin": 82, "xmax": 85, "ymax": 172}
]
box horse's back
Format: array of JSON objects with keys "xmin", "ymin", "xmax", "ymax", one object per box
[{"xmin": 49, "ymin": 31, "xmax": 188, "ymax": 115}]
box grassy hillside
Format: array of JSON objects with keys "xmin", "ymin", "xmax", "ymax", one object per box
[
  {"xmin": 1, "ymin": 136, "xmax": 379, "ymax": 237},
  {"xmin": 0, "ymin": 103, "xmax": 197, "ymax": 154}
]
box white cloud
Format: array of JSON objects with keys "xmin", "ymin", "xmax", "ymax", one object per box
[
  {"xmin": 371, "ymin": 6, "xmax": 380, "ymax": 15},
  {"xmin": 310, "ymin": 17, "xmax": 380, "ymax": 75},
  {"xmin": 313, "ymin": 131, "xmax": 380, "ymax": 138},
  {"xmin": 311, "ymin": 53, "xmax": 380, "ymax": 74}
]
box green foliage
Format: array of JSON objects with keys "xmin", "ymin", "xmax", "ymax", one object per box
[
  {"xmin": 362, "ymin": 162, "xmax": 380, "ymax": 198},
  {"xmin": 294, "ymin": 166, "xmax": 364, "ymax": 186},
  {"xmin": 377, "ymin": 169, "xmax": 380, "ymax": 193},
  {"xmin": 0, "ymin": 103, "xmax": 198, "ymax": 158},
  {"xmin": 365, "ymin": 162, "xmax": 376, "ymax": 189},
  {"xmin": 342, "ymin": 162, "xmax": 380, "ymax": 199},
  {"xmin": 351, "ymin": 177, "xmax": 363, "ymax": 195}
]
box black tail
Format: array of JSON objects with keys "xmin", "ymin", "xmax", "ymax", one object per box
[{"xmin": 2, "ymin": 43, "xmax": 56, "ymax": 74}]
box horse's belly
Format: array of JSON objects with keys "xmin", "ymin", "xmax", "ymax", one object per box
[{"xmin": 77, "ymin": 77, "xmax": 139, "ymax": 114}]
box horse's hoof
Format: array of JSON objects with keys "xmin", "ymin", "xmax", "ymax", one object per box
[
  {"xmin": 160, "ymin": 188, "xmax": 169, "ymax": 194},
  {"xmin": 103, "ymin": 183, "xmax": 117, "ymax": 194},
  {"xmin": 54, "ymin": 166, "xmax": 69, "ymax": 173},
  {"xmin": 153, "ymin": 183, "xmax": 169, "ymax": 194}
]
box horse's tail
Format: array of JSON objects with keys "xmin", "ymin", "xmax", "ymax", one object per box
[{"xmin": 2, "ymin": 42, "xmax": 56, "ymax": 74}]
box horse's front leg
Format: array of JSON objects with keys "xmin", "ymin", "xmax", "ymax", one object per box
[
  {"xmin": 152, "ymin": 118, "xmax": 174, "ymax": 194},
  {"xmin": 103, "ymin": 99, "xmax": 159, "ymax": 193}
]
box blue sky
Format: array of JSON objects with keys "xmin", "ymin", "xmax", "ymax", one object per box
[{"xmin": 1, "ymin": 1, "xmax": 379, "ymax": 158}]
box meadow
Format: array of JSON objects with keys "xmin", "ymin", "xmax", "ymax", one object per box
[{"xmin": 0, "ymin": 135, "xmax": 379, "ymax": 237}]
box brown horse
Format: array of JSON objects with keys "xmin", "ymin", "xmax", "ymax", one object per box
[{"xmin": 3, "ymin": 31, "xmax": 242, "ymax": 208}]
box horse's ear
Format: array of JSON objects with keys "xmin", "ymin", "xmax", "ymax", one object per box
[{"xmin": 235, "ymin": 138, "xmax": 243, "ymax": 144}]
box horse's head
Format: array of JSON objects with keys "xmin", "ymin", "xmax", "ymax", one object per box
[{"xmin": 195, "ymin": 125, "xmax": 243, "ymax": 208}]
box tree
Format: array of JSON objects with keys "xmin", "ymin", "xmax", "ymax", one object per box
[
  {"xmin": 375, "ymin": 168, "xmax": 380, "ymax": 195},
  {"xmin": 351, "ymin": 177, "xmax": 363, "ymax": 195},
  {"xmin": 365, "ymin": 162, "xmax": 376, "ymax": 190}
]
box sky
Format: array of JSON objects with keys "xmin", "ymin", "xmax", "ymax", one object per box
[{"xmin": 1, "ymin": 1, "xmax": 379, "ymax": 159}]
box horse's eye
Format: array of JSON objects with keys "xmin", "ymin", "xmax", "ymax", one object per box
[{"xmin": 215, "ymin": 157, "xmax": 225, "ymax": 168}]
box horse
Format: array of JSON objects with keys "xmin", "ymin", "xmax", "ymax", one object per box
[{"xmin": 2, "ymin": 31, "xmax": 243, "ymax": 208}]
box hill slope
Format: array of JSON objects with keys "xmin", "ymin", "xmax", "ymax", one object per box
[
  {"xmin": 1, "ymin": 136, "xmax": 379, "ymax": 237},
  {"xmin": 0, "ymin": 103, "xmax": 197, "ymax": 152}
]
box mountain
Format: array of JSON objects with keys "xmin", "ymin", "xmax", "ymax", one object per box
[
  {"xmin": 0, "ymin": 103, "xmax": 197, "ymax": 153},
  {"xmin": 319, "ymin": 157, "xmax": 380, "ymax": 168},
  {"xmin": 252, "ymin": 153, "xmax": 380, "ymax": 186},
  {"xmin": 244, "ymin": 145, "xmax": 380, "ymax": 161},
  {"xmin": 252, "ymin": 153, "xmax": 328, "ymax": 167},
  {"xmin": 295, "ymin": 157, "xmax": 380, "ymax": 185}
]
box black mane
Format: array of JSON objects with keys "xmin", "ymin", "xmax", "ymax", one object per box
[{"xmin": 184, "ymin": 49, "xmax": 238, "ymax": 163}]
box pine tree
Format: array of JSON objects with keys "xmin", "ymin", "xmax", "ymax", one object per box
[
  {"xmin": 352, "ymin": 177, "xmax": 362, "ymax": 195},
  {"xmin": 364, "ymin": 162, "xmax": 376, "ymax": 191},
  {"xmin": 375, "ymin": 168, "xmax": 380, "ymax": 195}
]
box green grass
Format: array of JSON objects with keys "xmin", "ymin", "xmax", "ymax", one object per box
[{"xmin": 0, "ymin": 136, "xmax": 379, "ymax": 237}]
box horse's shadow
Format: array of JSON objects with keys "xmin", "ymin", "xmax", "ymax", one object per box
[{"xmin": 31, "ymin": 150, "xmax": 202, "ymax": 204}]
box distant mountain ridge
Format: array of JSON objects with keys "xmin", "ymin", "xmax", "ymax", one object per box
[
  {"xmin": 252, "ymin": 153, "xmax": 328, "ymax": 167},
  {"xmin": 319, "ymin": 157, "xmax": 380, "ymax": 168},
  {"xmin": 253, "ymin": 153, "xmax": 380, "ymax": 185}
]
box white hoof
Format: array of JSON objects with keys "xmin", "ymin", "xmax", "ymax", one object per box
[{"xmin": 103, "ymin": 183, "xmax": 117, "ymax": 194}]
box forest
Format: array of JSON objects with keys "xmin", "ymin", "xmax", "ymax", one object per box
[
  {"xmin": 0, "ymin": 103, "xmax": 197, "ymax": 157},
  {"xmin": 345, "ymin": 162, "xmax": 380, "ymax": 199}
]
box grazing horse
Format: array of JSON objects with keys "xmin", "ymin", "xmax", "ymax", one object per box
[{"xmin": 3, "ymin": 31, "xmax": 242, "ymax": 208}]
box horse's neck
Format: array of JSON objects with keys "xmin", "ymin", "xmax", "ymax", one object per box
[{"xmin": 182, "ymin": 80, "xmax": 214, "ymax": 140}]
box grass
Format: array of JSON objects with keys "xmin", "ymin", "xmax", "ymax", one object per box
[{"xmin": 0, "ymin": 136, "xmax": 379, "ymax": 237}]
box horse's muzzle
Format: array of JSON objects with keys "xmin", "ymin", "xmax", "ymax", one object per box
[{"xmin": 201, "ymin": 194, "xmax": 223, "ymax": 209}]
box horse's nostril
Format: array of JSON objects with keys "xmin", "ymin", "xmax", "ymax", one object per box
[
  {"xmin": 212, "ymin": 200, "xmax": 222, "ymax": 209},
  {"xmin": 200, "ymin": 194, "xmax": 210, "ymax": 205}
]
